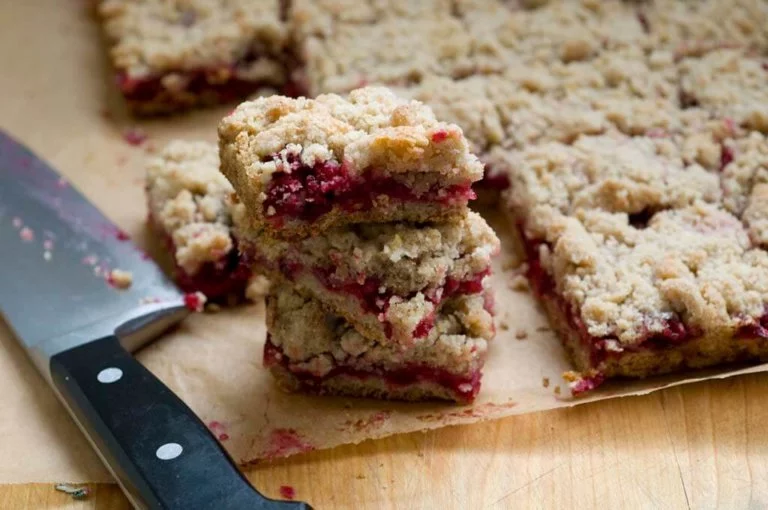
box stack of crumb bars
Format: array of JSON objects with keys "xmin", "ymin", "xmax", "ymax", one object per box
[
  {"xmin": 216, "ymin": 88, "xmax": 500, "ymax": 403},
  {"xmin": 134, "ymin": 0, "xmax": 768, "ymax": 397}
]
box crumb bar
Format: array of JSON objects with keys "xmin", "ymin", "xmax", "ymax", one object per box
[
  {"xmin": 237, "ymin": 209, "xmax": 499, "ymax": 345},
  {"xmin": 264, "ymin": 283, "xmax": 494, "ymax": 403},
  {"xmin": 146, "ymin": 140, "xmax": 252, "ymax": 299},
  {"xmin": 99, "ymin": 0, "xmax": 289, "ymax": 115},
  {"xmin": 494, "ymin": 135, "xmax": 768, "ymax": 392},
  {"xmin": 218, "ymin": 87, "xmax": 484, "ymax": 239}
]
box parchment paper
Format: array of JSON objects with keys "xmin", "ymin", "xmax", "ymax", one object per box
[{"xmin": 2, "ymin": 0, "xmax": 768, "ymax": 485}]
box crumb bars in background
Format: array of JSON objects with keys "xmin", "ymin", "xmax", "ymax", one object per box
[
  {"xmin": 221, "ymin": 87, "xmax": 499, "ymax": 402},
  {"xmin": 145, "ymin": 140, "xmax": 255, "ymax": 301},
  {"xmin": 98, "ymin": 0, "xmax": 290, "ymax": 115}
]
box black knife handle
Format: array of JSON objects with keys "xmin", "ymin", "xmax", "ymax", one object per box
[{"xmin": 50, "ymin": 335, "xmax": 312, "ymax": 510}]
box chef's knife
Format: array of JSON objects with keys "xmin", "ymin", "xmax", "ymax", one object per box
[{"xmin": 0, "ymin": 131, "xmax": 311, "ymax": 510}]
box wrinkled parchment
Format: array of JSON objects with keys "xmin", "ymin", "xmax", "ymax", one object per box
[{"xmin": 2, "ymin": 1, "xmax": 768, "ymax": 484}]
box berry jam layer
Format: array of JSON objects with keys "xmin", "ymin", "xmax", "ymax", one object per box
[
  {"xmin": 262, "ymin": 155, "xmax": 476, "ymax": 228},
  {"xmin": 152, "ymin": 220, "xmax": 252, "ymax": 301},
  {"xmin": 243, "ymin": 240, "xmax": 492, "ymax": 345},
  {"xmin": 519, "ymin": 225, "xmax": 768, "ymax": 395},
  {"xmin": 264, "ymin": 339, "xmax": 483, "ymax": 403},
  {"xmin": 117, "ymin": 56, "xmax": 298, "ymax": 115}
]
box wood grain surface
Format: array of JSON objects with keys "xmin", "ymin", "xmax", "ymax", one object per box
[{"xmin": 2, "ymin": 2, "xmax": 768, "ymax": 509}]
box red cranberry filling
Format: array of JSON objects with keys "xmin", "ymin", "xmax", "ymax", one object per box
[
  {"xmin": 149, "ymin": 214, "xmax": 251, "ymax": 300},
  {"xmin": 264, "ymin": 337, "xmax": 482, "ymax": 401},
  {"xmin": 262, "ymin": 153, "xmax": 475, "ymax": 223},
  {"xmin": 313, "ymin": 266, "xmax": 491, "ymax": 339},
  {"xmin": 518, "ymin": 223, "xmax": 701, "ymax": 364},
  {"xmin": 116, "ymin": 51, "xmax": 302, "ymax": 110},
  {"xmin": 476, "ymin": 165, "xmax": 511, "ymax": 192}
]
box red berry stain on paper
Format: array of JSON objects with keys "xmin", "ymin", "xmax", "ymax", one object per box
[
  {"xmin": 261, "ymin": 429, "xmax": 314, "ymax": 459},
  {"xmin": 122, "ymin": 128, "xmax": 147, "ymax": 146},
  {"xmin": 208, "ymin": 421, "xmax": 230, "ymax": 442},
  {"xmin": 279, "ymin": 486, "xmax": 296, "ymax": 500},
  {"xmin": 339, "ymin": 411, "xmax": 391, "ymax": 432}
]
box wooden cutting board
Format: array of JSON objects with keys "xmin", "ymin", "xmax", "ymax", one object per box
[{"xmin": 2, "ymin": 2, "xmax": 768, "ymax": 509}]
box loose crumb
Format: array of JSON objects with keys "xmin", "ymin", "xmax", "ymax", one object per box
[
  {"xmin": 43, "ymin": 251, "xmax": 52, "ymax": 261},
  {"xmin": 107, "ymin": 269, "xmax": 133, "ymax": 289},
  {"xmin": 562, "ymin": 371, "xmax": 579, "ymax": 383},
  {"xmin": 206, "ymin": 303, "xmax": 222, "ymax": 313},
  {"xmin": 554, "ymin": 385, "xmax": 561, "ymax": 395},
  {"xmin": 515, "ymin": 328, "xmax": 528, "ymax": 340},
  {"xmin": 508, "ymin": 274, "xmax": 529, "ymax": 292},
  {"xmin": 542, "ymin": 377, "xmax": 550, "ymax": 388},
  {"xmin": 499, "ymin": 319, "xmax": 510, "ymax": 331},
  {"xmin": 184, "ymin": 291, "xmax": 207, "ymax": 312},
  {"xmin": 536, "ymin": 326, "xmax": 551, "ymax": 333}
]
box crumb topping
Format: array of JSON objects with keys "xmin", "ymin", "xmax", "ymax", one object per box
[
  {"xmin": 146, "ymin": 140, "xmax": 235, "ymax": 275},
  {"xmin": 494, "ymin": 134, "xmax": 721, "ymax": 219},
  {"xmin": 679, "ymin": 50, "xmax": 768, "ymax": 133}
]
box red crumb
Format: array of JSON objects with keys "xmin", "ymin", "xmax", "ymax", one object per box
[
  {"xmin": 20, "ymin": 227, "xmax": 34, "ymax": 242},
  {"xmin": 115, "ymin": 229, "xmax": 130, "ymax": 241},
  {"xmin": 279, "ymin": 486, "xmax": 296, "ymax": 500},
  {"xmin": 218, "ymin": 433, "xmax": 230, "ymax": 441},
  {"xmin": 261, "ymin": 429, "xmax": 314, "ymax": 459},
  {"xmin": 122, "ymin": 127, "xmax": 147, "ymax": 146},
  {"xmin": 184, "ymin": 292, "xmax": 207, "ymax": 312},
  {"xmin": 431, "ymin": 130, "xmax": 449, "ymax": 143}
]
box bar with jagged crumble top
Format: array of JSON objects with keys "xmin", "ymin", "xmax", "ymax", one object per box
[
  {"xmin": 264, "ymin": 283, "xmax": 494, "ymax": 403},
  {"xmin": 99, "ymin": 0, "xmax": 290, "ymax": 115},
  {"xmin": 146, "ymin": 140, "xmax": 253, "ymax": 300},
  {"xmin": 218, "ymin": 87, "xmax": 484, "ymax": 240},
  {"xmin": 491, "ymin": 134, "xmax": 768, "ymax": 394},
  {"xmin": 235, "ymin": 206, "xmax": 499, "ymax": 345}
]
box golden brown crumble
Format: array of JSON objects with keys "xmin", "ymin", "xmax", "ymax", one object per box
[
  {"xmin": 99, "ymin": 0, "xmax": 287, "ymax": 79},
  {"xmin": 145, "ymin": 140, "xmax": 235, "ymax": 275}
]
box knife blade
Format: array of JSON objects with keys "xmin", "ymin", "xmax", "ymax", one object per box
[{"xmin": 0, "ymin": 131, "xmax": 312, "ymax": 510}]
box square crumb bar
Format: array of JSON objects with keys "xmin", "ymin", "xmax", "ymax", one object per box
[
  {"xmin": 218, "ymin": 87, "xmax": 484, "ymax": 240},
  {"xmin": 265, "ymin": 283, "xmax": 494, "ymax": 403},
  {"xmin": 492, "ymin": 134, "xmax": 768, "ymax": 393},
  {"xmin": 99, "ymin": 0, "xmax": 289, "ymax": 115},
  {"xmin": 236, "ymin": 209, "xmax": 499, "ymax": 345},
  {"xmin": 146, "ymin": 140, "xmax": 252, "ymax": 299}
]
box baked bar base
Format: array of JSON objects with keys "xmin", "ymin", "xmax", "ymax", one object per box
[
  {"xmin": 266, "ymin": 341, "xmax": 481, "ymax": 403},
  {"xmin": 516, "ymin": 224, "xmax": 768, "ymax": 394},
  {"xmin": 264, "ymin": 285, "xmax": 492, "ymax": 403}
]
